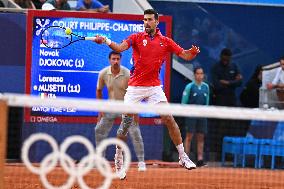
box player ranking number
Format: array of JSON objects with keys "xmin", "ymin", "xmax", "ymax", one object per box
[
  {"xmin": 39, "ymin": 49, "xmax": 84, "ymax": 68},
  {"xmin": 34, "ymin": 83, "xmax": 80, "ymax": 93}
]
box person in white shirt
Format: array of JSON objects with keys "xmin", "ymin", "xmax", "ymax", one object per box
[{"xmin": 267, "ymin": 56, "xmax": 284, "ymax": 90}]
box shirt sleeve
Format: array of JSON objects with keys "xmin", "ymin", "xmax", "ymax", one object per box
[
  {"xmin": 96, "ymin": 70, "xmax": 105, "ymax": 90},
  {"xmin": 76, "ymin": 0, "xmax": 84, "ymax": 10},
  {"xmin": 211, "ymin": 63, "xmax": 222, "ymax": 90},
  {"xmin": 91, "ymin": 0, "xmax": 103, "ymax": 8},
  {"xmin": 181, "ymin": 83, "xmax": 192, "ymax": 104},
  {"xmin": 165, "ymin": 37, "xmax": 183, "ymax": 56},
  {"xmin": 124, "ymin": 33, "xmax": 137, "ymax": 49},
  {"xmin": 125, "ymin": 68, "xmax": 130, "ymax": 78},
  {"xmin": 272, "ymin": 68, "xmax": 281, "ymax": 85}
]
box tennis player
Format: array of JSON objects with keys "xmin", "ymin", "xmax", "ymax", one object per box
[{"xmin": 94, "ymin": 9, "xmax": 200, "ymax": 179}]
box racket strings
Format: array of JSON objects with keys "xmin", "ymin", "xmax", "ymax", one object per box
[{"xmin": 41, "ymin": 26, "xmax": 73, "ymax": 49}]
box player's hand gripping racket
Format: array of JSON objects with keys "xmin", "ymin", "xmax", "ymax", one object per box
[{"xmin": 41, "ymin": 26, "xmax": 97, "ymax": 49}]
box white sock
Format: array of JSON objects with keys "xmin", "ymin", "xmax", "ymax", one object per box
[{"xmin": 176, "ymin": 143, "xmax": 185, "ymax": 157}]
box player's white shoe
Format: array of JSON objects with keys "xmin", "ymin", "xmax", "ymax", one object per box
[
  {"xmin": 178, "ymin": 153, "xmax": 196, "ymax": 170},
  {"xmin": 114, "ymin": 153, "xmax": 126, "ymax": 180},
  {"xmin": 138, "ymin": 161, "xmax": 147, "ymax": 172}
]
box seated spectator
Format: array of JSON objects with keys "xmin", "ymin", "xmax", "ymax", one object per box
[
  {"xmin": 267, "ymin": 56, "xmax": 284, "ymax": 90},
  {"xmin": 32, "ymin": 0, "xmax": 46, "ymax": 9},
  {"xmin": 76, "ymin": 0, "xmax": 109, "ymax": 12},
  {"xmin": 14, "ymin": 0, "xmax": 36, "ymax": 9},
  {"xmin": 240, "ymin": 65, "xmax": 262, "ymax": 108},
  {"xmin": 42, "ymin": 0, "xmax": 70, "ymax": 10},
  {"xmin": 267, "ymin": 56, "xmax": 284, "ymax": 107}
]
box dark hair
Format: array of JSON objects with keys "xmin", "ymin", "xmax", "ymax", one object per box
[
  {"xmin": 251, "ymin": 65, "xmax": 263, "ymax": 80},
  {"xmin": 193, "ymin": 67, "xmax": 203, "ymax": 74},
  {"xmin": 220, "ymin": 48, "xmax": 232, "ymax": 57},
  {"xmin": 108, "ymin": 51, "xmax": 122, "ymax": 59},
  {"xmin": 280, "ymin": 56, "xmax": 284, "ymax": 61},
  {"xmin": 144, "ymin": 9, "xmax": 159, "ymax": 20}
]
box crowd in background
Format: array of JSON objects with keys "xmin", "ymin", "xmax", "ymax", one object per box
[{"xmin": 1, "ymin": 0, "xmax": 110, "ymax": 12}]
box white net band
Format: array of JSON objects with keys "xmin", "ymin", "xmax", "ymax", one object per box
[{"xmin": 1, "ymin": 93, "xmax": 284, "ymax": 121}]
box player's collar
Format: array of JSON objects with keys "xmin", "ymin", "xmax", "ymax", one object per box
[
  {"xmin": 143, "ymin": 28, "xmax": 161, "ymax": 36},
  {"xmin": 107, "ymin": 66, "xmax": 112, "ymax": 75}
]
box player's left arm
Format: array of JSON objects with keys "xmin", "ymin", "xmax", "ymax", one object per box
[
  {"xmin": 178, "ymin": 45, "xmax": 200, "ymax": 61},
  {"xmin": 166, "ymin": 37, "xmax": 200, "ymax": 61}
]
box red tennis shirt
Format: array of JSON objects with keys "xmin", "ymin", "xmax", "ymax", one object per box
[{"xmin": 125, "ymin": 28, "xmax": 184, "ymax": 86}]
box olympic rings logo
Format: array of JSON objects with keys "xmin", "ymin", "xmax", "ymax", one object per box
[{"xmin": 21, "ymin": 133, "xmax": 131, "ymax": 189}]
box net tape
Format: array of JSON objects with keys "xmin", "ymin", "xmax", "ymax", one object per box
[{"xmin": 1, "ymin": 93, "xmax": 284, "ymax": 121}]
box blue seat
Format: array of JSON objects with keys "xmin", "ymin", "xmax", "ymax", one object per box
[
  {"xmin": 222, "ymin": 137, "xmax": 246, "ymax": 167},
  {"xmin": 258, "ymin": 139, "xmax": 274, "ymax": 169},
  {"xmin": 259, "ymin": 139, "xmax": 284, "ymax": 169},
  {"xmin": 271, "ymin": 122, "xmax": 284, "ymax": 169},
  {"xmin": 272, "ymin": 140, "xmax": 284, "ymax": 169},
  {"xmin": 258, "ymin": 121, "xmax": 284, "ymax": 169},
  {"xmin": 242, "ymin": 138, "xmax": 259, "ymax": 168},
  {"xmin": 273, "ymin": 122, "xmax": 284, "ymax": 141}
]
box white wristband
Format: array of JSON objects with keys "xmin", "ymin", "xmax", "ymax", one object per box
[{"xmin": 105, "ymin": 38, "xmax": 112, "ymax": 46}]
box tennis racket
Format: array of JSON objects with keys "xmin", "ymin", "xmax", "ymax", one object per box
[{"xmin": 40, "ymin": 26, "xmax": 96, "ymax": 49}]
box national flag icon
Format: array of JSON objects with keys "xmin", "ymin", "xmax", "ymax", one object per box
[
  {"xmin": 40, "ymin": 39, "xmax": 48, "ymax": 48},
  {"xmin": 40, "ymin": 93, "xmax": 48, "ymax": 99}
]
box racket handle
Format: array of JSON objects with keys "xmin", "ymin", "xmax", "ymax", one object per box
[{"xmin": 84, "ymin": 37, "xmax": 96, "ymax": 40}]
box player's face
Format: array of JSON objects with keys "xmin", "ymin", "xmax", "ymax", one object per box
[
  {"xmin": 280, "ymin": 59, "xmax": 284, "ymax": 70},
  {"xmin": 143, "ymin": 14, "xmax": 158, "ymax": 35},
  {"xmin": 109, "ymin": 54, "xmax": 121, "ymax": 70},
  {"xmin": 194, "ymin": 68, "xmax": 204, "ymax": 83}
]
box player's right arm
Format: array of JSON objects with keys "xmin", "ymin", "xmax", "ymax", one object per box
[
  {"xmin": 94, "ymin": 37, "xmax": 128, "ymax": 52},
  {"xmin": 108, "ymin": 41, "xmax": 129, "ymax": 53},
  {"xmin": 94, "ymin": 34, "xmax": 136, "ymax": 52}
]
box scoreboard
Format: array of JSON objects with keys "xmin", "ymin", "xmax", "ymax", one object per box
[{"xmin": 25, "ymin": 10, "xmax": 172, "ymax": 123}]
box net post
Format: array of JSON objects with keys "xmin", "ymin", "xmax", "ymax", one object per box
[{"xmin": 0, "ymin": 99, "xmax": 8, "ymax": 189}]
